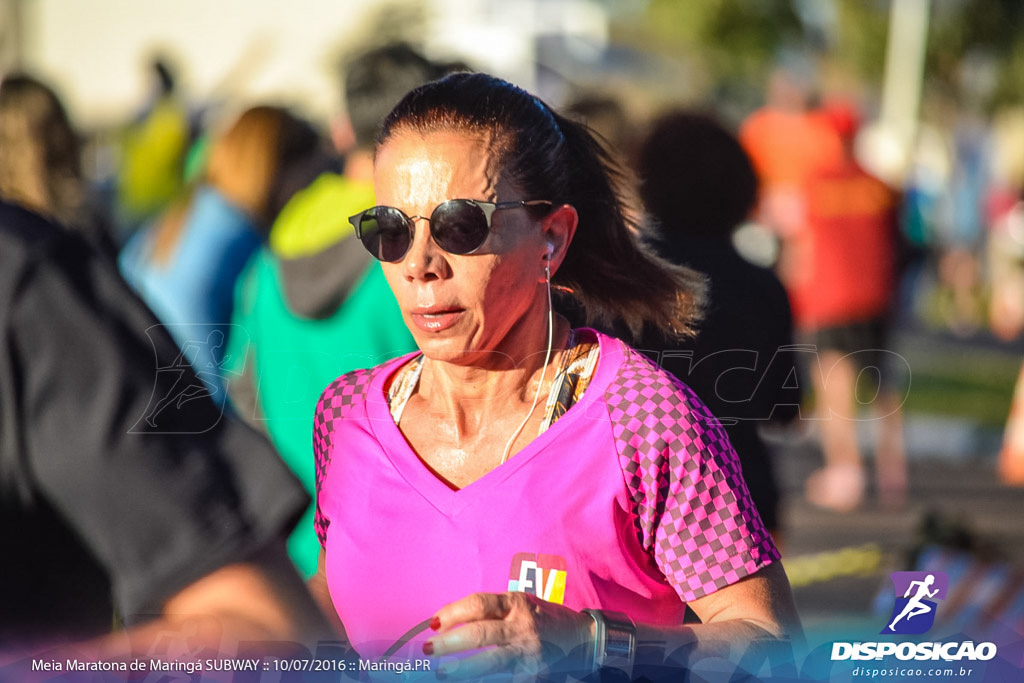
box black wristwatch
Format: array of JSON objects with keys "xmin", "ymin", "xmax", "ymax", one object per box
[{"xmin": 582, "ymin": 608, "xmax": 636, "ymax": 675}]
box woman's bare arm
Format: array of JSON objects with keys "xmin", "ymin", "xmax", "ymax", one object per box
[{"xmin": 308, "ymin": 550, "xmax": 348, "ymax": 641}]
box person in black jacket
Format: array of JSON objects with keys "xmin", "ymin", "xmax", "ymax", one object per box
[
  {"xmin": 633, "ymin": 110, "xmax": 803, "ymax": 539},
  {"xmin": 0, "ymin": 201, "xmax": 331, "ymax": 660}
]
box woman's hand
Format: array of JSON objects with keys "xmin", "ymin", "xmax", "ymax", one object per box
[{"xmin": 424, "ymin": 592, "xmax": 594, "ymax": 679}]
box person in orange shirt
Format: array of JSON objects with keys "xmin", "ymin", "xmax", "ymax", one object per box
[
  {"xmin": 740, "ymin": 63, "xmax": 843, "ymax": 286},
  {"xmin": 794, "ymin": 101, "xmax": 908, "ymax": 512}
]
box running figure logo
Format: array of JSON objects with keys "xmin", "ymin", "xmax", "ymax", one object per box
[
  {"xmin": 882, "ymin": 571, "xmax": 949, "ymax": 635},
  {"xmin": 129, "ymin": 324, "xmax": 247, "ymax": 433}
]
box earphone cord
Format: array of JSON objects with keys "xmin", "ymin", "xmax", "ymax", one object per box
[{"xmin": 500, "ymin": 262, "xmax": 555, "ymax": 465}]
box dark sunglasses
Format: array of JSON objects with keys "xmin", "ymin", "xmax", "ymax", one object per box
[{"xmin": 348, "ymin": 199, "xmax": 553, "ymax": 262}]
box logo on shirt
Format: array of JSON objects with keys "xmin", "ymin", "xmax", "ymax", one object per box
[
  {"xmin": 882, "ymin": 571, "xmax": 948, "ymax": 635},
  {"xmin": 508, "ymin": 553, "xmax": 567, "ymax": 604}
]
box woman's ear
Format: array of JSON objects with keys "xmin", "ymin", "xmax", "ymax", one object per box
[{"xmin": 541, "ymin": 204, "xmax": 578, "ymax": 276}]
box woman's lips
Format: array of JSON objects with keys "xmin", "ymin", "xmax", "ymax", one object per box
[{"xmin": 409, "ymin": 308, "xmax": 463, "ymax": 333}]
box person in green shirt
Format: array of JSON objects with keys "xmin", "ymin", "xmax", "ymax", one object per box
[{"xmin": 226, "ymin": 44, "xmax": 446, "ymax": 576}]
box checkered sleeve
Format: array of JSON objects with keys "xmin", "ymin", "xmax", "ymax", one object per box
[
  {"xmin": 313, "ymin": 368, "xmax": 375, "ymax": 548},
  {"xmin": 605, "ymin": 345, "xmax": 780, "ymax": 603}
]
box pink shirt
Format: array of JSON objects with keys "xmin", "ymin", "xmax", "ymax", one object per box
[{"xmin": 314, "ymin": 331, "xmax": 778, "ymax": 659}]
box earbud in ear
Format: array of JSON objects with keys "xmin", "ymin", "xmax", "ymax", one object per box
[{"xmin": 541, "ymin": 241, "xmax": 554, "ymax": 284}]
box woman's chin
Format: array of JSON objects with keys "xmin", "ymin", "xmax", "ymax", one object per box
[
  {"xmin": 415, "ymin": 336, "xmax": 518, "ymax": 370},
  {"xmin": 413, "ymin": 334, "xmax": 465, "ymax": 361}
]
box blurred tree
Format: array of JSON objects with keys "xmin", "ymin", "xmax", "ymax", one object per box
[
  {"xmin": 612, "ymin": 0, "xmax": 1024, "ymax": 115},
  {"xmin": 611, "ymin": 0, "xmax": 893, "ymax": 114},
  {"xmin": 615, "ymin": 0, "xmax": 803, "ymax": 109},
  {"xmin": 829, "ymin": 0, "xmax": 890, "ymax": 87},
  {"xmin": 926, "ymin": 0, "xmax": 1024, "ymax": 111}
]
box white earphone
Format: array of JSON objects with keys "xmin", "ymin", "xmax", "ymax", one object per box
[{"xmin": 501, "ymin": 240, "xmax": 557, "ymax": 465}]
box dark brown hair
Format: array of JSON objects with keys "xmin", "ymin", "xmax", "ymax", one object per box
[
  {"xmin": 377, "ymin": 72, "xmax": 704, "ymax": 339},
  {"xmin": 639, "ymin": 111, "xmax": 757, "ymax": 237},
  {"xmin": 0, "ymin": 74, "xmax": 84, "ymax": 228},
  {"xmin": 343, "ymin": 43, "xmax": 443, "ymax": 150}
]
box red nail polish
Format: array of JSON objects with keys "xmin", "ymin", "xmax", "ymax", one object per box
[
  {"xmin": 430, "ymin": 617, "xmax": 442, "ymax": 631},
  {"xmin": 422, "ymin": 641, "xmax": 434, "ymax": 656}
]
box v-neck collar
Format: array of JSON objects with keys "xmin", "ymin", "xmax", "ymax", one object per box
[{"xmin": 364, "ymin": 330, "xmax": 617, "ymax": 517}]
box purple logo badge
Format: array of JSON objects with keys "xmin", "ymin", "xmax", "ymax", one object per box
[{"xmin": 882, "ymin": 571, "xmax": 948, "ymax": 635}]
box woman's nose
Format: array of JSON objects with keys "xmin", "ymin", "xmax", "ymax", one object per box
[{"xmin": 402, "ymin": 218, "xmax": 448, "ymax": 281}]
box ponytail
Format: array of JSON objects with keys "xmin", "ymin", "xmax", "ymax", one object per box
[{"xmin": 547, "ymin": 110, "xmax": 705, "ymax": 339}]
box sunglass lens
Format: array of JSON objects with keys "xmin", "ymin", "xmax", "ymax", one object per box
[
  {"xmin": 358, "ymin": 207, "xmax": 410, "ymax": 262},
  {"xmin": 432, "ymin": 200, "xmax": 489, "ymax": 255}
]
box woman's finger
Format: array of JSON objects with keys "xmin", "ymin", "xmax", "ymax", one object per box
[
  {"xmin": 431, "ymin": 592, "xmax": 511, "ymax": 632},
  {"xmin": 426, "ymin": 591, "xmax": 590, "ymax": 675},
  {"xmin": 425, "ymin": 617, "xmax": 513, "ymax": 656}
]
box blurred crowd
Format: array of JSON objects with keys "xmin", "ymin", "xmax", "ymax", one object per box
[{"xmin": 2, "ymin": 40, "xmax": 1024, "ymax": 652}]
